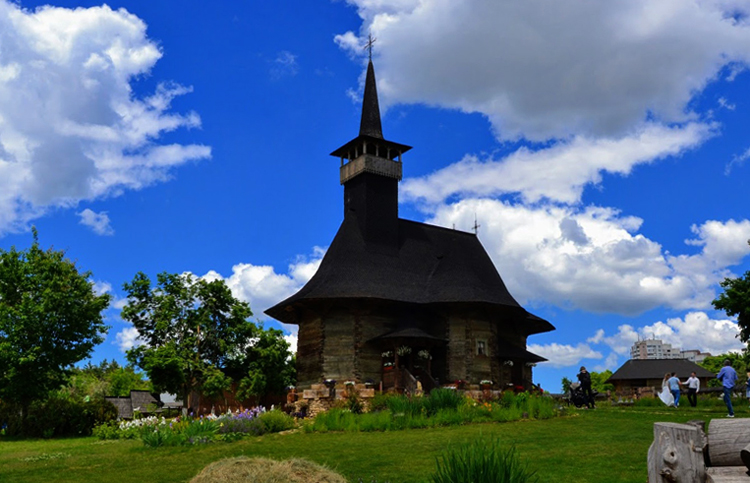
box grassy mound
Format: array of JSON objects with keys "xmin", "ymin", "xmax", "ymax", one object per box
[{"xmin": 189, "ymin": 456, "xmax": 347, "ymax": 483}]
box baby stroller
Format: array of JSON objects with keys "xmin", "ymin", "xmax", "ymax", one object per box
[{"xmin": 567, "ymin": 382, "xmax": 589, "ymax": 408}]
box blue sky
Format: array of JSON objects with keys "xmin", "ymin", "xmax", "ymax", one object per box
[{"xmin": 1, "ymin": 0, "xmax": 750, "ymax": 392}]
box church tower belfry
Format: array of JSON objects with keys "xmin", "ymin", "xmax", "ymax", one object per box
[{"xmin": 330, "ymin": 58, "xmax": 411, "ymax": 248}]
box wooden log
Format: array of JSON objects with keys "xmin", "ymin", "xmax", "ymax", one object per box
[
  {"xmin": 648, "ymin": 422, "xmax": 706, "ymax": 483},
  {"xmin": 706, "ymin": 467, "xmax": 750, "ymax": 483},
  {"xmin": 708, "ymin": 419, "xmax": 750, "ymax": 467}
]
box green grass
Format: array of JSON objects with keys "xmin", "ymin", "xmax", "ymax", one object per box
[{"xmin": 0, "ymin": 403, "xmax": 741, "ymax": 483}]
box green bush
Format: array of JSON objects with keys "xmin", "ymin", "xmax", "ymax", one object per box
[
  {"xmin": 0, "ymin": 395, "xmax": 117, "ymax": 438},
  {"xmin": 430, "ymin": 437, "xmax": 538, "ymax": 483},
  {"xmin": 423, "ymin": 388, "xmax": 465, "ymax": 415},
  {"xmin": 258, "ymin": 409, "xmax": 295, "ymax": 433},
  {"xmin": 141, "ymin": 426, "xmax": 184, "ymax": 448}
]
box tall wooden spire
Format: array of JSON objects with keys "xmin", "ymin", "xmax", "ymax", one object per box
[
  {"xmin": 330, "ymin": 59, "xmax": 412, "ymax": 248},
  {"xmin": 359, "ymin": 60, "xmax": 383, "ymax": 139}
]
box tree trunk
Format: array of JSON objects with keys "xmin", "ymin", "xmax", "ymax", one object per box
[
  {"xmin": 648, "ymin": 422, "xmax": 706, "ymax": 483},
  {"xmin": 708, "ymin": 419, "xmax": 750, "ymax": 467}
]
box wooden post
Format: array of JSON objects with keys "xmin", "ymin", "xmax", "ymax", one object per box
[
  {"xmin": 647, "ymin": 422, "xmax": 706, "ymax": 483},
  {"xmin": 708, "ymin": 419, "xmax": 750, "ymax": 467}
]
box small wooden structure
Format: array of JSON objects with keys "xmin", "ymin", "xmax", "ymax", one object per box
[
  {"xmin": 608, "ymin": 359, "xmax": 714, "ymax": 396},
  {"xmin": 648, "ymin": 419, "xmax": 750, "ymax": 482}
]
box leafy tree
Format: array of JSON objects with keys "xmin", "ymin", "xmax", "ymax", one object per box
[
  {"xmin": 65, "ymin": 360, "xmax": 151, "ymax": 399},
  {"xmin": 590, "ymin": 370, "xmax": 614, "ymax": 393},
  {"xmin": 122, "ymin": 272, "xmax": 257, "ymax": 410},
  {"xmin": 0, "ymin": 230, "xmax": 110, "ymax": 420},
  {"xmin": 699, "ymin": 353, "xmax": 749, "ymax": 387},
  {"xmin": 561, "ymin": 377, "xmax": 572, "ymax": 394},
  {"xmin": 561, "ymin": 370, "xmax": 614, "ymax": 394},
  {"xmin": 230, "ymin": 324, "xmax": 296, "ymax": 400},
  {"xmin": 713, "ymin": 265, "xmax": 750, "ymax": 345}
]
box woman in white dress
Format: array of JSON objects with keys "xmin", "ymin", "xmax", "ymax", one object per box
[{"xmin": 659, "ymin": 372, "xmax": 675, "ymax": 407}]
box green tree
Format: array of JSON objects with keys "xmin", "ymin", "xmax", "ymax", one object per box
[
  {"xmin": 122, "ymin": 272, "xmax": 256, "ymax": 410},
  {"xmin": 713, "ymin": 265, "xmax": 750, "ymax": 345},
  {"xmin": 590, "ymin": 370, "xmax": 614, "ymax": 393},
  {"xmin": 230, "ymin": 324, "xmax": 296, "ymax": 400},
  {"xmin": 699, "ymin": 353, "xmax": 749, "ymax": 387},
  {"xmin": 65, "ymin": 360, "xmax": 151, "ymax": 399},
  {"xmin": 0, "ymin": 230, "xmax": 111, "ymax": 420},
  {"xmin": 561, "ymin": 377, "xmax": 572, "ymax": 393}
]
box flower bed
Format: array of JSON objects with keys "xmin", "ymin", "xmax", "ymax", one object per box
[{"xmin": 92, "ymin": 407, "xmax": 295, "ymax": 447}]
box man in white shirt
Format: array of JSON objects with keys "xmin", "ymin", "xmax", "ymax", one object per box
[{"xmin": 684, "ymin": 371, "xmax": 700, "ymax": 407}]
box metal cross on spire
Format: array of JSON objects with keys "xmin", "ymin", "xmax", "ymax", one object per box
[
  {"xmin": 473, "ymin": 213, "xmax": 481, "ymax": 235},
  {"xmin": 364, "ymin": 33, "xmax": 376, "ymax": 60}
]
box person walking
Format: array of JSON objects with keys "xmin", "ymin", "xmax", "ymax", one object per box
[
  {"xmin": 717, "ymin": 359, "xmax": 738, "ymax": 418},
  {"xmin": 667, "ymin": 372, "xmax": 682, "ymax": 407},
  {"xmin": 683, "ymin": 371, "xmax": 700, "ymax": 407},
  {"xmin": 577, "ymin": 366, "xmax": 595, "ymax": 409},
  {"xmin": 659, "ymin": 373, "xmax": 675, "ymax": 407}
]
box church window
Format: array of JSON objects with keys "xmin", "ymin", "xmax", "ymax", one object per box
[{"xmin": 476, "ymin": 339, "xmax": 487, "ymax": 356}]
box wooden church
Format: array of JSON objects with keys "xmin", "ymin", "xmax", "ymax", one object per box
[{"xmin": 266, "ymin": 59, "xmax": 554, "ymax": 393}]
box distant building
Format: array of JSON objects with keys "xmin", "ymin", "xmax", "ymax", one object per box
[
  {"xmin": 630, "ymin": 339, "xmax": 680, "ymax": 359},
  {"xmin": 679, "ymin": 349, "xmax": 711, "ymax": 364},
  {"xmin": 630, "ymin": 339, "xmax": 711, "ymax": 362},
  {"xmin": 606, "ymin": 359, "xmax": 715, "ymax": 395}
]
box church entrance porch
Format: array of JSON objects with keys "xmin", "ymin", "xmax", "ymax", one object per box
[{"xmin": 370, "ymin": 326, "xmax": 446, "ymax": 394}]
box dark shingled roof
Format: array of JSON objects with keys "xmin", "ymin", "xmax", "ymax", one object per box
[
  {"xmin": 104, "ymin": 397, "xmax": 133, "ymax": 419},
  {"xmin": 265, "ymin": 215, "xmax": 554, "ymax": 335},
  {"xmin": 607, "ymin": 359, "xmax": 715, "ymax": 381},
  {"xmin": 496, "ymin": 339, "xmax": 547, "ymax": 362}
]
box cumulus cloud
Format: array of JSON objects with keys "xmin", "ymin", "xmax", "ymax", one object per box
[
  {"xmin": 402, "ymin": 122, "xmax": 714, "ymax": 205},
  {"xmin": 338, "ymin": 0, "xmax": 750, "ymax": 141},
  {"xmin": 202, "ymin": 247, "xmax": 326, "ymax": 318},
  {"xmin": 77, "ymin": 208, "xmax": 113, "ymax": 235},
  {"xmin": 527, "ymin": 342, "xmax": 603, "ymax": 368},
  {"xmin": 0, "ymin": 2, "xmax": 210, "ymax": 235},
  {"xmin": 116, "ymin": 325, "xmax": 144, "ymax": 352},
  {"xmin": 428, "ymin": 200, "xmax": 750, "ymax": 314},
  {"xmin": 590, "ymin": 311, "xmax": 743, "ymax": 359}
]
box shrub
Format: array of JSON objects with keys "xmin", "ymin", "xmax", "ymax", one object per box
[
  {"xmin": 182, "ymin": 418, "xmax": 219, "ymax": 445},
  {"xmin": 430, "ymin": 437, "xmax": 538, "ymax": 483},
  {"xmin": 423, "ymin": 388, "xmax": 465, "ymax": 415},
  {"xmin": 141, "ymin": 425, "xmax": 184, "ymax": 448},
  {"xmin": 258, "ymin": 409, "xmax": 295, "ymax": 433},
  {"xmin": 369, "ymin": 392, "xmax": 396, "ymax": 412},
  {"xmin": 1, "ymin": 395, "xmax": 117, "ymax": 438}
]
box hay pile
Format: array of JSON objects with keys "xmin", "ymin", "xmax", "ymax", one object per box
[{"xmin": 189, "ymin": 456, "xmax": 348, "ymax": 483}]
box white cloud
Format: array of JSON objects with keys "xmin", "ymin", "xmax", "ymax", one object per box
[
  {"xmin": 592, "ymin": 352, "xmax": 621, "ymax": 373},
  {"xmin": 0, "ymin": 2, "xmax": 210, "ymax": 235},
  {"xmin": 77, "ymin": 208, "xmax": 113, "ymax": 235},
  {"xmin": 527, "ymin": 342, "xmax": 603, "ymax": 368},
  {"xmin": 116, "ymin": 325, "xmax": 144, "ymax": 352},
  {"xmin": 402, "ymin": 122, "xmax": 714, "ymax": 205},
  {"xmin": 339, "ymin": 0, "xmax": 750, "ymax": 141},
  {"xmin": 595, "ymin": 312, "xmax": 744, "ymax": 357},
  {"xmin": 271, "ymin": 50, "xmax": 299, "ymax": 78},
  {"xmin": 201, "ymin": 247, "xmax": 326, "ymax": 318},
  {"xmin": 428, "ymin": 200, "xmax": 750, "ymax": 314},
  {"xmin": 284, "ymin": 333, "xmax": 298, "ymax": 353}
]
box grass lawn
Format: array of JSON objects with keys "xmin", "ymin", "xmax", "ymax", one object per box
[{"xmin": 0, "ymin": 404, "xmax": 739, "ymax": 483}]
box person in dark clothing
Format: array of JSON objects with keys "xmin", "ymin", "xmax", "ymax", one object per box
[{"xmin": 577, "ymin": 366, "xmax": 595, "ymax": 409}]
